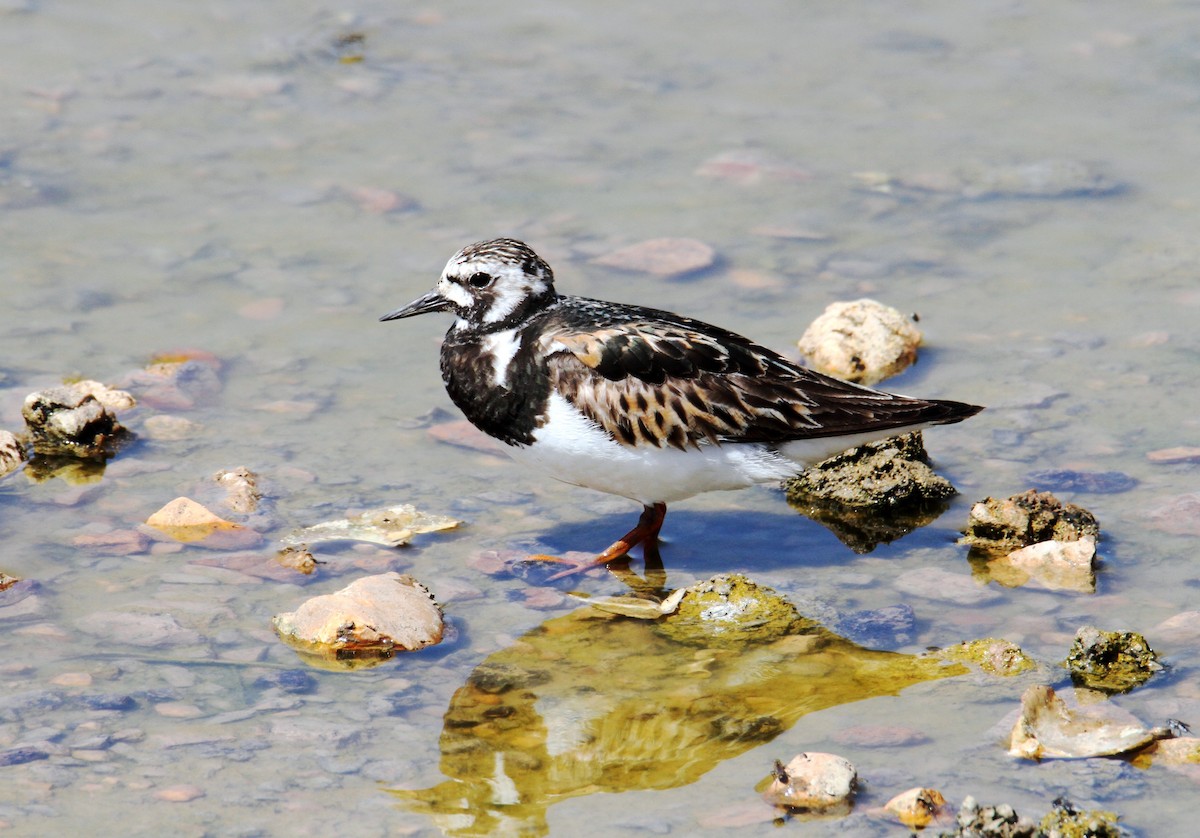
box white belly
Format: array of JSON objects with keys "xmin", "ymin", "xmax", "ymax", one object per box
[{"xmin": 507, "ymin": 393, "xmax": 921, "ymax": 505}]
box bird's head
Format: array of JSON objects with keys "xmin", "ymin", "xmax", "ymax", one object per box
[{"xmin": 380, "ymin": 238, "xmax": 558, "ymax": 332}]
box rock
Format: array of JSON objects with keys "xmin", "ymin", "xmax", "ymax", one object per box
[
  {"xmin": 21, "ymin": 386, "xmax": 129, "ymax": 459},
  {"xmin": 0, "ymin": 572, "xmax": 17, "ymax": 592},
  {"xmin": 1065, "ymin": 626, "xmax": 1162, "ymax": 693},
  {"xmin": 155, "ymin": 784, "xmax": 206, "ymax": 802},
  {"xmin": 67, "ymin": 380, "xmax": 136, "ymax": 412},
  {"xmin": 986, "ymin": 536, "xmax": 1097, "ymax": 592},
  {"xmin": 655, "ymin": 574, "xmax": 809, "ymax": 648},
  {"xmin": 961, "ymin": 490, "xmax": 1099, "ymax": 554},
  {"xmin": 280, "ymin": 504, "xmax": 460, "ymax": 548},
  {"xmin": 194, "ymin": 74, "xmax": 290, "ymax": 99},
  {"xmin": 834, "ymin": 604, "xmax": 915, "ymax": 648},
  {"xmin": 786, "ymin": 432, "xmax": 956, "ymax": 511},
  {"xmin": 1037, "ymin": 799, "xmax": 1123, "ymax": 838},
  {"xmin": 939, "ymin": 638, "xmax": 1036, "ymax": 676},
  {"xmin": 141, "ymin": 415, "xmax": 203, "ymax": 441},
  {"xmin": 944, "ymin": 796, "xmax": 1038, "ymax": 837},
  {"xmin": 275, "ymin": 546, "xmax": 318, "ymax": 575},
  {"xmin": 75, "ymin": 611, "xmax": 204, "ymax": 648},
  {"xmin": 883, "ymin": 787, "xmax": 949, "ymax": 829},
  {"xmin": 569, "ymin": 587, "xmax": 686, "ymax": 619},
  {"xmin": 592, "ymin": 238, "xmax": 716, "ymax": 278},
  {"xmin": 345, "ymin": 185, "xmax": 418, "ymax": 215},
  {"xmin": 116, "ymin": 353, "xmax": 222, "ymax": 411},
  {"xmin": 762, "ymin": 752, "xmax": 856, "ymax": 812},
  {"xmin": 893, "ymin": 567, "xmax": 1002, "ymax": 606},
  {"xmin": 796, "ymin": 298, "xmax": 921, "ymax": 385},
  {"xmin": 1026, "ymin": 468, "xmax": 1137, "ymax": 494},
  {"xmin": 890, "ymin": 158, "xmax": 1121, "ymax": 200},
  {"xmin": 72, "ymin": 530, "xmax": 151, "ymax": 555},
  {"xmin": 0, "ymin": 429, "xmax": 26, "ymax": 478},
  {"xmin": 145, "ymin": 497, "xmax": 261, "ymax": 549},
  {"xmin": 1153, "ymin": 610, "xmax": 1200, "ymax": 646},
  {"xmin": 1145, "ymin": 492, "xmax": 1200, "ymax": 536},
  {"xmin": 1008, "ymin": 684, "xmax": 1157, "ymax": 760},
  {"xmin": 1147, "ymin": 446, "xmax": 1200, "ymax": 464},
  {"xmin": 272, "ymin": 573, "xmax": 444, "ymax": 666},
  {"xmin": 1140, "ymin": 737, "xmax": 1200, "ymax": 767},
  {"xmin": 427, "ymin": 419, "xmax": 507, "ymax": 454},
  {"xmin": 214, "ymin": 466, "xmax": 261, "ymax": 513},
  {"xmin": 695, "ymin": 149, "xmax": 811, "ymax": 185}
]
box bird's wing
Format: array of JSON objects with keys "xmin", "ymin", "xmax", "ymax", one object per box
[{"xmin": 537, "ymin": 308, "xmax": 973, "ymax": 450}]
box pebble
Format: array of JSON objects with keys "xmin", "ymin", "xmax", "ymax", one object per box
[
  {"xmin": 75, "ymin": 611, "xmax": 204, "ymax": 649},
  {"xmin": 427, "ymin": 419, "xmax": 507, "ymax": 454},
  {"xmin": 154, "ymin": 702, "xmax": 204, "ymax": 719},
  {"xmin": 194, "ymin": 74, "xmax": 290, "ymax": 99},
  {"xmin": 155, "ymin": 784, "xmax": 205, "ymax": 802},
  {"xmin": 1153, "ymin": 611, "xmax": 1200, "ymax": 646},
  {"xmin": 893, "ymin": 567, "xmax": 1002, "ymax": 605},
  {"xmin": 236, "ymin": 297, "xmax": 285, "ymax": 321},
  {"xmin": 49, "ymin": 672, "xmax": 93, "ymax": 687},
  {"xmin": 1145, "ymin": 493, "xmax": 1200, "ymax": 536},
  {"xmin": 1026, "ymin": 468, "xmax": 1137, "ymax": 494},
  {"xmin": 592, "ymin": 238, "xmax": 716, "ymax": 278},
  {"xmin": 831, "ymin": 724, "xmax": 927, "ymax": 748},
  {"xmin": 72, "ymin": 530, "xmax": 150, "ymax": 555},
  {"xmin": 695, "ymin": 149, "xmax": 811, "ymax": 185},
  {"xmin": 346, "ymin": 185, "xmax": 418, "ymax": 214},
  {"xmin": 1147, "ymin": 446, "xmax": 1200, "ymax": 464},
  {"xmin": 141, "ymin": 415, "xmax": 203, "ymax": 441}
]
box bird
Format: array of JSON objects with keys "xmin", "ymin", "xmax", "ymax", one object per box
[{"xmin": 381, "ymin": 238, "xmax": 982, "ymax": 579}]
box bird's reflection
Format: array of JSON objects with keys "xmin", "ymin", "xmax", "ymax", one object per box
[{"xmin": 392, "ymin": 595, "xmax": 964, "ymax": 835}]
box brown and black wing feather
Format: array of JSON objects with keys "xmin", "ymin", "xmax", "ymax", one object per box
[{"xmin": 536, "ymin": 296, "xmax": 981, "ymax": 451}]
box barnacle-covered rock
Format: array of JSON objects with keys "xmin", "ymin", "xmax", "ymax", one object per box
[
  {"xmin": 1065, "ymin": 626, "xmax": 1162, "ymax": 694},
  {"xmin": 939, "ymin": 638, "xmax": 1037, "ymax": 677},
  {"xmin": 962, "ymin": 490, "xmax": 1098, "ymax": 554},
  {"xmin": 655, "ymin": 574, "xmax": 811, "ymax": 648}
]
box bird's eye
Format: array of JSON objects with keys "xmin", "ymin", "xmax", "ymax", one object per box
[{"xmin": 468, "ymin": 272, "xmax": 493, "ymax": 288}]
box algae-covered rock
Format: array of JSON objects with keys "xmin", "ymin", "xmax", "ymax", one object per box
[
  {"xmin": 786, "ymin": 432, "xmax": 955, "ymax": 511},
  {"xmin": 655, "ymin": 574, "xmax": 810, "ymax": 648},
  {"xmin": 1038, "ymin": 798, "xmax": 1124, "ymax": 838},
  {"xmin": 962, "ymin": 490, "xmax": 1098, "ymax": 554},
  {"xmin": 939, "ymin": 638, "xmax": 1036, "ymax": 677},
  {"xmin": 786, "ymin": 432, "xmax": 956, "ymax": 552},
  {"xmin": 1065, "ymin": 626, "xmax": 1161, "ymax": 693}
]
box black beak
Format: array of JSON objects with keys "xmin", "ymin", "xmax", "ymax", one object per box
[{"xmin": 379, "ymin": 290, "xmax": 452, "ymax": 322}]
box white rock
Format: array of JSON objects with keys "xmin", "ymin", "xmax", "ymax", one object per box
[{"xmin": 797, "ymin": 298, "xmax": 921, "ymax": 385}]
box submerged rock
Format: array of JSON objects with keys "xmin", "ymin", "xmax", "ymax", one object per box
[
  {"xmin": 762, "ymin": 752, "xmax": 856, "ymax": 813},
  {"xmin": 939, "ymin": 638, "xmax": 1036, "ymax": 676},
  {"xmin": 796, "ymin": 298, "xmax": 921, "ymax": 385},
  {"xmin": 1065, "ymin": 626, "xmax": 1162, "ymax": 693},
  {"xmin": 1008, "ymin": 684, "xmax": 1158, "ymax": 760},
  {"xmin": 655, "ymin": 574, "xmax": 810, "ymax": 648},
  {"xmin": 273, "ymin": 573, "xmax": 444, "ymax": 668},
  {"xmin": 961, "ymin": 490, "xmax": 1099, "ymax": 554},
  {"xmin": 985, "ymin": 536, "xmax": 1097, "ymax": 593},
  {"xmin": 21, "ymin": 385, "xmax": 130, "ymax": 459},
  {"xmin": 280, "ymin": 503, "xmax": 460, "ymax": 548},
  {"xmin": 592, "ymin": 238, "xmax": 716, "ymax": 278}
]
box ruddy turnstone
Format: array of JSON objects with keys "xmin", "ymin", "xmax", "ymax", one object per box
[{"xmin": 382, "ymin": 238, "xmax": 982, "ymax": 577}]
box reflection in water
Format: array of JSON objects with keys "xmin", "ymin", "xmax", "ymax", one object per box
[{"xmin": 392, "ymin": 605, "xmax": 965, "ymax": 835}]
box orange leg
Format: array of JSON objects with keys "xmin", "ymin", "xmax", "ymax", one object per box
[{"xmin": 537, "ymin": 502, "xmax": 667, "ymax": 581}]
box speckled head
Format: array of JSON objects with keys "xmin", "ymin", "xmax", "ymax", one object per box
[{"xmin": 380, "ymin": 238, "xmax": 558, "ymax": 333}]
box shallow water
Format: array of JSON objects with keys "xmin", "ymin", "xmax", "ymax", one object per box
[{"xmin": 2, "ymin": 1, "xmax": 1200, "ymax": 835}]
